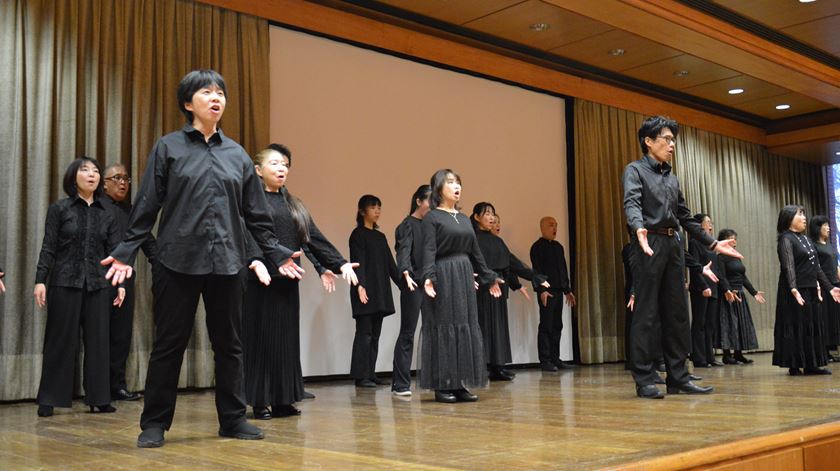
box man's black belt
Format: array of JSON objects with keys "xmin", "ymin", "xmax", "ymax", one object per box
[{"xmin": 647, "ymin": 227, "xmax": 677, "ymax": 236}]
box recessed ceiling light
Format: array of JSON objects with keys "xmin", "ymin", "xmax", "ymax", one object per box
[
  {"xmin": 529, "ymin": 23, "xmax": 550, "ymax": 32},
  {"xmin": 775, "ymin": 104, "xmax": 791, "ymax": 110},
  {"xmin": 608, "ymin": 48, "xmax": 625, "ymax": 56},
  {"xmin": 728, "ymin": 88, "xmax": 744, "ymax": 95},
  {"xmin": 799, "ymin": 0, "xmax": 817, "ymax": 3},
  {"xmin": 673, "ymin": 70, "xmax": 689, "ymax": 77},
  {"xmin": 835, "ymin": 151, "xmax": 840, "ymax": 156}
]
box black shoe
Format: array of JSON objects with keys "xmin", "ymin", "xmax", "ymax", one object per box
[
  {"xmin": 734, "ymin": 355, "xmax": 753, "ymax": 364},
  {"xmin": 653, "ymin": 375, "xmax": 665, "ymax": 384},
  {"xmin": 689, "ymin": 374, "xmax": 703, "ymax": 381},
  {"xmin": 828, "ymin": 354, "xmax": 840, "ymax": 363},
  {"xmin": 709, "ymin": 360, "xmax": 725, "ymax": 367},
  {"xmin": 541, "ymin": 362, "xmax": 559, "ymax": 372},
  {"xmin": 722, "ymin": 357, "xmax": 742, "ymax": 365},
  {"xmin": 500, "ymin": 368, "xmax": 516, "ymax": 377},
  {"xmin": 434, "ymin": 390, "xmax": 457, "ymax": 403},
  {"xmin": 488, "ymin": 368, "xmax": 514, "ymax": 381},
  {"xmin": 556, "ymin": 360, "xmax": 578, "ymax": 369},
  {"xmin": 666, "ymin": 381, "xmax": 714, "ymax": 394},
  {"xmin": 271, "ymin": 404, "xmax": 301, "ymax": 417},
  {"xmin": 693, "ymin": 362, "xmax": 710, "ymax": 368},
  {"xmin": 789, "ymin": 368, "xmax": 802, "ymax": 376},
  {"xmin": 370, "ymin": 377, "xmax": 388, "ymax": 386},
  {"xmin": 355, "ymin": 379, "xmax": 377, "ymax": 388},
  {"xmin": 89, "ymin": 404, "xmax": 117, "ymax": 413},
  {"xmin": 302, "ymin": 390, "xmax": 316, "ymax": 400},
  {"xmin": 137, "ymin": 427, "xmax": 165, "ymax": 448},
  {"xmin": 113, "ymin": 389, "xmax": 142, "ymax": 401},
  {"xmin": 219, "ymin": 421, "xmax": 264, "ymax": 440},
  {"xmin": 454, "ymin": 388, "xmax": 478, "ymax": 402},
  {"xmin": 37, "ymin": 405, "xmax": 53, "ymax": 417},
  {"xmin": 804, "ymin": 367, "xmax": 832, "ymax": 375},
  {"xmin": 253, "ymin": 407, "xmax": 272, "ymax": 420},
  {"xmin": 636, "ymin": 385, "xmax": 664, "ymax": 399}
]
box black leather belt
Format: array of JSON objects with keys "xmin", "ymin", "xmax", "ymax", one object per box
[{"xmin": 648, "ymin": 227, "xmax": 677, "ymax": 236}]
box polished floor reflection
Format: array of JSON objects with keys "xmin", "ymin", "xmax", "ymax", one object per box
[{"xmin": 3, "ymin": 352, "xmax": 840, "ymax": 470}]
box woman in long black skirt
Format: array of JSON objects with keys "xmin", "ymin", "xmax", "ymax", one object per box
[
  {"xmin": 471, "ymin": 202, "xmax": 548, "ymax": 381},
  {"xmin": 420, "ymin": 169, "xmax": 503, "ymax": 403},
  {"xmin": 34, "ymin": 157, "xmax": 125, "ymax": 417},
  {"xmin": 391, "ymin": 185, "xmax": 431, "ymax": 396},
  {"xmin": 350, "ymin": 194, "xmax": 401, "ymax": 387},
  {"xmin": 773, "ymin": 205, "xmax": 840, "ymax": 375},
  {"xmin": 244, "ymin": 144, "xmax": 358, "ymax": 419},
  {"xmin": 809, "ymin": 215, "xmax": 840, "ymax": 361},
  {"xmin": 716, "ymin": 229, "xmax": 765, "ymax": 364}
]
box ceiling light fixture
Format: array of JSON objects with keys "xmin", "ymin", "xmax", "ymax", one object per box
[
  {"xmin": 529, "ymin": 23, "xmax": 550, "ymax": 32},
  {"xmin": 799, "ymin": 0, "xmax": 817, "ymax": 3},
  {"xmin": 608, "ymin": 48, "xmax": 625, "ymax": 56},
  {"xmin": 728, "ymin": 88, "xmax": 744, "ymax": 95},
  {"xmin": 673, "ymin": 70, "xmax": 689, "ymax": 77},
  {"xmin": 775, "ymin": 104, "xmax": 791, "ymax": 110},
  {"xmin": 835, "ymin": 151, "xmax": 840, "ymax": 156}
]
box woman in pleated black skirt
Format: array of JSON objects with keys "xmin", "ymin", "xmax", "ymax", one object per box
[
  {"xmin": 809, "ymin": 215, "xmax": 840, "ymax": 361},
  {"xmin": 244, "ymin": 144, "xmax": 358, "ymax": 418}
]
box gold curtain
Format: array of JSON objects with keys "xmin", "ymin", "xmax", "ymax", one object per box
[
  {"xmin": 574, "ymin": 99, "xmax": 825, "ymax": 364},
  {"xmin": 0, "ymin": 0, "xmax": 269, "ymax": 401}
]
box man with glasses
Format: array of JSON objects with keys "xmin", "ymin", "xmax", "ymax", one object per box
[
  {"xmin": 622, "ymin": 116, "xmax": 741, "ymax": 399},
  {"xmin": 102, "ymin": 163, "xmax": 157, "ymax": 402}
]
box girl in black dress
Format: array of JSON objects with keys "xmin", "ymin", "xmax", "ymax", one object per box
[
  {"xmin": 809, "ymin": 215, "xmax": 840, "ymax": 361},
  {"xmin": 716, "ymin": 229, "xmax": 765, "ymax": 364},
  {"xmin": 244, "ymin": 144, "xmax": 358, "ymax": 419},
  {"xmin": 773, "ymin": 205, "xmax": 840, "ymax": 375},
  {"xmin": 420, "ymin": 169, "xmax": 503, "ymax": 403},
  {"xmin": 34, "ymin": 157, "xmax": 125, "ymax": 417},
  {"xmin": 471, "ymin": 202, "xmax": 548, "ymax": 381},
  {"xmin": 350, "ymin": 195, "xmax": 400, "ymax": 387},
  {"xmin": 391, "ymin": 185, "xmax": 431, "ymax": 396}
]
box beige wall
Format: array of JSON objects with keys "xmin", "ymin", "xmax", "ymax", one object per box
[{"xmin": 269, "ymin": 26, "xmax": 570, "ymax": 376}]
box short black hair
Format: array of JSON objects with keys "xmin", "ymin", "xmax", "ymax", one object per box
[
  {"xmin": 63, "ymin": 156, "xmax": 104, "ymax": 198},
  {"xmin": 429, "ymin": 169, "xmax": 461, "ymax": 209},
  {"xmin": 777, "ymin": 204, "xmax": 805, "ymax": 234},
  {"xmin": 694, "ymin": 213, "xmax": 710, "ymax": 224},
  {"xmin": 177, "ymin": 69, "xmax": 227, "ymax": 123},
  {"xmin": 268, "ymin": 143, "xmax": 292, "ymax": 166},
  {"xmin": 470, "ymin": 202, "xmax": 496, "ymax": 231},
  {"xmin": 809, "ymin": 215, "xmax": 829, "ymax": 242},
  {"xmin": 409, "ymin": 184, "xmax": 431, "ymax": 215},
  {"xmin": 638, "ymin": 115, "xmax": 679, "ymax": 155},
  {"xmin": 718, "ymin": 228, "xmax": 737, "ymax": 241},
  {"xmin": 357, "ymin": 194, "xmax": 382, "ymax": 228}
]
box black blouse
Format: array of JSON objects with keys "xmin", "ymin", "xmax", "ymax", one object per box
[
  {"xmin": 349, "ymin": 226, "xmax": 399, "ymax": 316},
  {"xmin": 778, "ymin": 230, "xmax": 833, "ymax": 291},
  {"xmin": 394, "ymin": 215, "xmax": 424, "ymax": 286},
  {"xmin": 720, "ymin": 255, "xmax": 757, "ymax": 296},
  {"xmin": 420, "ymin": 209, "xmax": 497, "ymax": 286},
  {"xmin": 35, "ymin": 196, "xmax": 121, "ymax": 291},
  {"xmin": 815, "ymin": 241, "xmax": 840, "ymax": 285}
]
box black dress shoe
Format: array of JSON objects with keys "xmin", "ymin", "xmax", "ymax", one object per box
[
  {"xmin": 253, "ymin": 407, "xmax": 272, "ymax": 420},
  {"xmin": 541, "ymin": 362, "xmax": 559, "ymax": 372},
  {"xmin": 113, "ymin": 389, "xmax": 142, "ymax": 401},
  {"xmin": 556, "ymin": 360, "xmax": 578, "ymax": 369},
  {"xmin": 488, "ymin": 369, "xmax": 514, "ymax": 381},
  {"xmin": 804, "ymin": 367, "xmax": 832, "ymax": 375},
  {"xmin": 355, "ymin": 379, "xmax": 377, "ymax": 388},
  {"xmin": 666, "ymin": 381, "xmax": 714, "ymax": 394},
  {"xmin": 653, "ymin": 375, "xmax": 665, "ymax": 384},
  {"xmin": 709, "ymin": 360, "xmax": 725, "ymax": 367},
  {"xmin": 689, "ymin": 374, "xmax": 703, "ymax": 381},
  {"xmin": 89, "ymin": 404, "xmax": 117, "ymax": 413},
  {"xmin": 722, "ymin": 357, "xmax": 742, "ymax": 365},
  {"xmin": 302, "ymin": 390, "xmax": 316, "ymax": 400},
  {"xmin": 219, "ymin": 421, "xmax": 264, "ymax": 440},
  {"xmin": 137, "ymin": 427, "xmax": 165, "ymax": 448},
  {"xmin": 272, "ymin": 404, "xmax": 301, "ymax": 417},
  {"xmin": 500, "ymin": 368, "xmax": 516, "ymax": 377},
  {"xmin": 370, "ymin": 377, "xmax": 388, "ymax": 386},
  {"xmin": 789, "ymin": 368, "xmax": 802, "ymax": 376},
  {"xmin": 636, "ymin": 385, "xmax": 664, "ymax": 399},
  {"xmin": 734, "ymin": 353, "xmax": 754, "ymax": 364},
  {"xmin": 454, "ymin": 388, "xmax": 478, "ymax": 402},
  {"xmin": 37, "ymin": 405, "xmax": 53, "ymax": 417},
  {"xmin": 434, "ymin": 390, "xmax": 457, "ymax": 403}
]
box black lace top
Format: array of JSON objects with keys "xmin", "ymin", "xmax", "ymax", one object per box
[{"xmin": 777, "ymin": 230, "xmax": 833, "ymax": 291}]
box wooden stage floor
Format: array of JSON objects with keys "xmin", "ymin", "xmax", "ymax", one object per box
[{"xmin": 3, "ymin": 352, "xmax": 840, "ymax": 470}]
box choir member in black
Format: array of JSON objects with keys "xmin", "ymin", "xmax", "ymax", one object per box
[
  {"xmin": 244, "ymin": 144, "xmax": 358, "ymax": 418},
  {"xmin": 391, "ymin": 185, "xmax": 431, "ymax": 396},
  {"xmin": 421, "ymin": 169, "xmax": 503, "ymax": 403},
  {"xmin": 472, "ymin": 202, "xmax": 548, "ymax": 381},
  {"xmin": 34, "ymin": 157, "xmax": 126, "ymax": 417},
  {"xmin": 688, "ymin": 213, "xmax": 730, "ymax": 368},
  {"xmin": 350, "ymin": 194, "xmax": 400, "ymax": 388},
  {"xmin": 530, "ymin": 216, "xmax": 576, "ymax": 372},
  {"xmin": 102, "ymin": 70, "xmax": 304, "ymax": 448},
  {"xmin": 773, "ymin": 206, "xmax": 840, "ymax": 376},
  {"xmin": 809, "ymin": 215, "xmax": 840, "ymax": 361},
  {"xmin": 101, "ymin": 163, "xmax": 158, "ymax": 402},
  {"xmin": 493, "ymin": 214, "xmax": 502, "ymax": 235},
  {"xmin": 623, "ymin": 116, "xmax": 741, "ymax": 399},
  {"xmin": 716, "ymin": 229, "xmax": 765, "ymax": 364}
]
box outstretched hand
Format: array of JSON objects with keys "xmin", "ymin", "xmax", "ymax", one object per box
[
  {"xmin": 714, "ymin": 238, "xmax": 743, "ymax": 259},
  {"xmin": 341, "ymin": 262, "xmax": 360, "ymax": 286},
  {"xmin": 755, "ymin": 291, "xmax": 766, "ymax": 304},
  {"xmin": 249, "ymin": 260, "xmax": 272, "ymax": 286},
  {"xmin": 424, "ymin": 279, "xmax": 436, "ymax": 298},
  {"xmin": 101, "ymin": 256, "xmax": 133, "ymax": 286},
  {"xmin": 636, "ymin": 228, "xmax": 653, "ymax": 256},
  {"xmin": 702, "ymin": 262, "xmax": 719, "ymax": 283},
  {"xmin": 791, "ymin": 288, "xmax": 805, "ymax": 306},
  {"xmin": 831, "ymin": 287, "xmax": 840, "ymax": 304},
  {"xmin": 627, "ymin": 294, "xmax": 635, "ymax": 312},
  {"xmin": 278, "ymin": 251, "xmax": 305, "ymax": 279},
  {"xmin": 113, "ymin": 287, "xmax": 126, "ymax": 307},
  {"xmin": 404, "ymin": 271, "xmax": 417, "ymax": 292},
  {"xmin": 518, "ymin": 287, "xmax": 531, "ymax": 301},
  {"xmin": 320, "ymin": 270, "xmax": 337, "ymax": 292}
]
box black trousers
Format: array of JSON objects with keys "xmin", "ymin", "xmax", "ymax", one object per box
[
  {"xmin": 537, "ymin": 292, "xmax": 563, "ymax": 364},
  {"xmin": 109, "ymin": 279, "xmax": 135, "ymax": 393},
  {"xmin": 140, "ymin": 267, "xmax": 247, "ymax": 431},
  {"xmin": 392, "ymin": 289, "xmax": 422, "ymax": 390},
  {"xmin": 629, "ymin": 234, "xmax": 691, "ymax": 387},
  {"xmin": 689, "ymin": 291, "xmax": 718, "ymax": 365},
  {"xmin": 351, "ymin": 314, "xmax": 385, "ymax": 380},
  {"xmin": 37, "ymin": 285, "xmax": 111, "ymax": 407}
]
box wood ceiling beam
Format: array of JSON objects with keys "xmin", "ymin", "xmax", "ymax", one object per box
[{"xmin": 544, "ymin": 0, "xmax": 840, "ymax": 108}]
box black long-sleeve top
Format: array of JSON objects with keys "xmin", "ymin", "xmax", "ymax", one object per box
[
  {"xmin": 420, "ymin": 209, "xmax": 498, "ymax": 286},
  {"xmin": 815, "ymin": 241, "xmax": 840, "ymax": 285},
  {"xmin": 529, "ymin": 237, "xmax": 571, "ymax": 295},
  {"xmin": 248, "ymin": 189, "xmax": 346, "ymax": 279},
  {"xmin": 778, "ymin": 230, "xmax": 833, "ymax": 291},
  {"xmin": 623, "ymin": 155, "xmax": 714, "ymax": 247},
  {"xmin": 35, "ymin": 196, "xmax": 121, "ymax": 291},
  {"xmin": 475, "ymin": 229, "xmax": 545, "ymax": 297},
  {"xmin": 109, "ymin": 125, "xmax": 294, "ymax": 275},
  {"xmin": 719, "ymin": 255, "xmax": 757, "ymax": 295},
  {"xmin": 349, "ymin": 226, "xmax": 400, "ymax": 316},
  {"xmin": 102, "ymin": 196, "xmax": 158, "ymax": 266},
  {"xmin": 394, "ymin": 215, "xmax": 424, "ymax": 286},
  {"xmin": 688, "ymin": 238, "xmax": 729, "ymax": 298}
]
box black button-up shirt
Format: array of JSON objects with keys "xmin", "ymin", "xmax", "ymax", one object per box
[
  {"xmin": 622, "ymin": 155, "xmax": 713, "ymax": 246},
  {"xmin": 110, "ymin": 125, "xmax": 294, "ymax": 275},
  {"xmin": 102, "ymin": 196, "xmax": 158, "ymax": 266},
  {"xmin": 36, "ymin": 196, "xmax": 121, "ymax": 291}
]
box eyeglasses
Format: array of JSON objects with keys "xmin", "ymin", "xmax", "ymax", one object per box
[
  {"xmin": 656, "ymin": 135, "xmax": 677, "ymax": 145},
  {"xmin": 106, "ymin": 175, "xmax": 131, "ymax": 183}
]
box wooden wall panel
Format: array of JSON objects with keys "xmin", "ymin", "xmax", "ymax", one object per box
[
  {"xmin": 803, "ymin": 437, "xmax": 840, "ymax": 471},
  {"xmin": 708, "ymin": 448, "xmax": 803, "ymax": 471}
]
